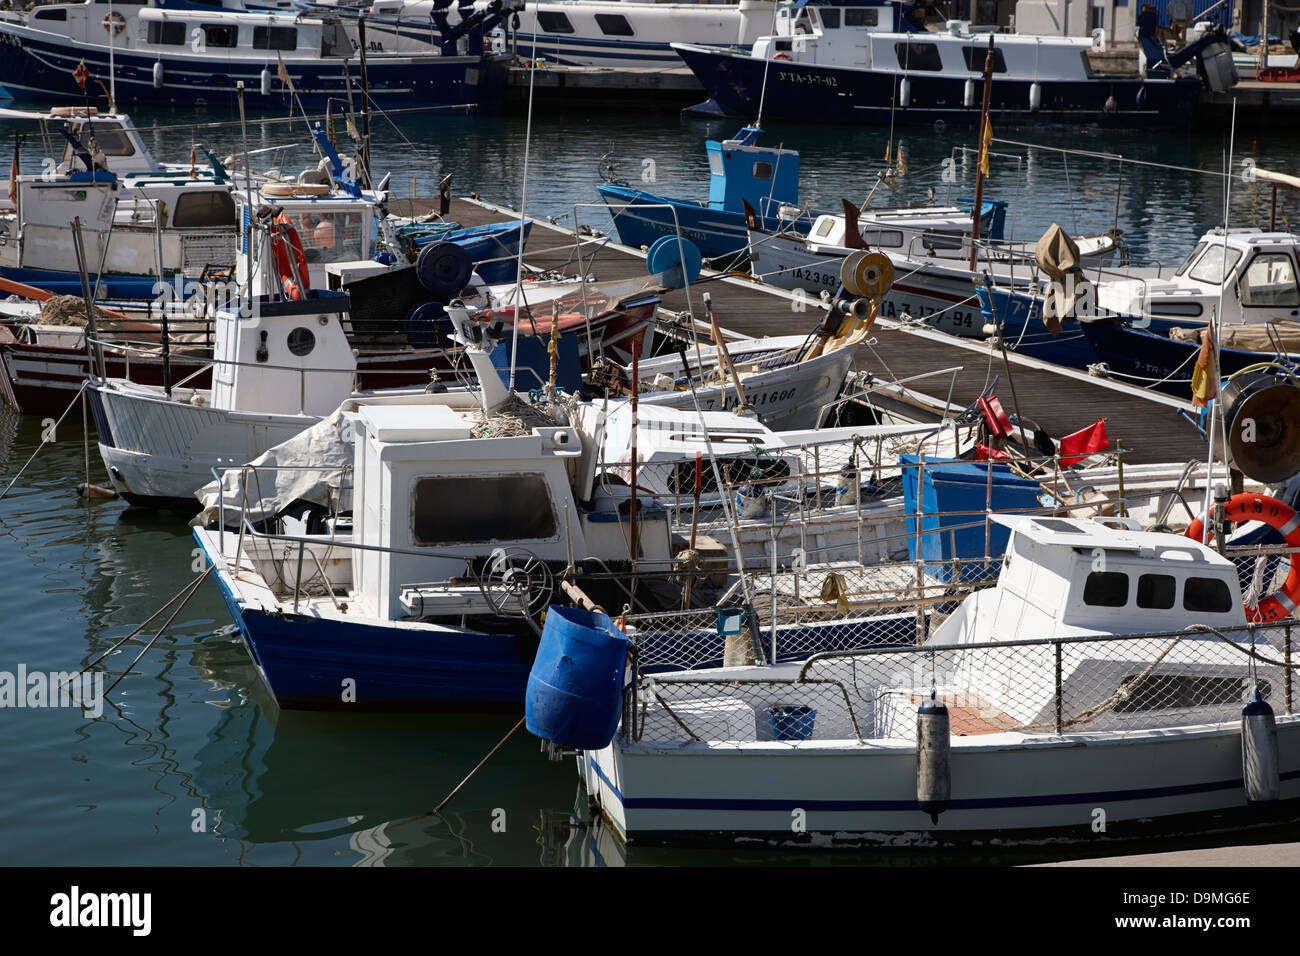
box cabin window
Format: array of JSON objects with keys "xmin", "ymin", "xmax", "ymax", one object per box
[
  {"xmin": 774, "ymin": 39, "xmax": 792, "ymax": 51},
  {"xmin": 895, "ymin": 42, "xmax": 943, "ymax": 72},
  {"xmin": 171, "ymin": 191, "xmax": 237, "ymax": 228},
  {"xmin": 202, "ymin": 24, "xmax": 238, "ymax": 48},
  {"xmin": 1149, "ymin": 301, "xmax": 1204, "ymax": 317},
  {"xmin": 814, "ymin": 219, "xmax": 836, "ymax": 238},
  {"xmin": 411, "ymin": 474, "xmax": 558, "ymax": 545},
  {"xmin": 1183, "ymin": 576, "xmax": 1233, "ymax": 613},
  {"xmin": 288, "ymin": 211, "xmax": 365, "ymax": 263},
  {"xmin": 148, "ymin": 21, "xmax": 187, "ymax": 45},
  {"xmin": 1175, "ymin": 241, "xmax": 1207, "ymax": 276},
  {"xmin": 83, "ymin": 127, "xmax": 135, "ymax": 157},
  {"xmin": 1188, "ymin": 244, "xmax": 1242, "ymax": 285},
  {"xmin": 1136, "ymin": 573, "xmax": 1176, "ymax": 609},
  {"xmin": 860, "ymin": 229, "xmax": 904, "ymax": 248},
  {"xmin": 962, "ymin": 46, "xmax": 1007, "ymax": 73},
  {"xmin": 753, "ymin": 162, "xmax": 773, "ymax": 180},
  {"xmin": 707, "ymin": 151, "xmax": 724, "ymax": 176},
  {"xmin": 1115, "ymin": 674, "xmax": 1265, "ymax": 713},
  {"xmin": 34, "ymin": 8, "xmax": 67, "ymax": 20},
  {"xmin": 1240, "ymin": 253, "xmax": 1300, "ymax": 307},
  {"xmin": 253, "ymin": 25, "xmax": 298, "ymax": 50},
  {"xmin": 819, "ymin": 8, "xmax": 840, "ymax": 28},
  {"xmin": 286, "ymin": 327, "xmax": 315, "ymax": 357},
  {"xmin": 1083, "ymin": 571, "xmax": 1128, "ymax": 607},
  {"xmin": 845, "ymin": 8, "xmax": 879, "ymax": 26},
  {"xmin": 536, "ymin": 11, "xmax": 575, "ymax": 33},
  {"xmin": 595, "ymin": 13, "xmax": 633, "ymax": 37}
]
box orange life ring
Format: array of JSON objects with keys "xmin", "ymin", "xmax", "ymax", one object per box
[
  {"xmin": 103, "ymin": 11, "xmax": 126, "ymax": 36},
  {"xmin": 1186, "ymin": 493, "xmax": 1300, "ymax": 622},
  {"xmin": 772, "ymin": 51, "xmax": 792, "ymax": 61},
  {"xmin": 271, "ymin": 214, "xmax": 310, "ymax": 301}
]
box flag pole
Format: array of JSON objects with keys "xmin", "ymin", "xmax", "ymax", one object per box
[
  {"xmin": 108, "ymin": 0, "xmax": 116, "ymax": 111},
  {"xmin": 968, "ymin": 35, "xmax": 995, "ymax": 272}
]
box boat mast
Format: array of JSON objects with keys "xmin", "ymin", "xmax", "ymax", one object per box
[
  {"xmin": 968, "ymin": 35, "xmax": 994, "ymax": 271},
  {"xmin": 1200, "ymin": 99, "xmax": 1237, "ymax": 543}
]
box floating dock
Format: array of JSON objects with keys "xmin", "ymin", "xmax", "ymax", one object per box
[{"xmin": 436, "ymin": 195, "xmax": 1210, "ymax": 465}]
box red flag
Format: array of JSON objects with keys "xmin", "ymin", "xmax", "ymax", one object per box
[
  {"xmin": 976, "ymin": 443, "xmax": 1011, "ymax": 462},
  {"xmin": 1059, "ymin": 419, "xmax": 1109, "ymax": 467},
  {"xmin": 189, "ymin": 144, "xmax": 196, "ymax": 179},
  {"xmin": 73, "ymin": 60, "xmax": 89, "ymax": 90},
  {"xmin": 1190, "ymin": 325, "xmax": 1217, "ymax": 408}
]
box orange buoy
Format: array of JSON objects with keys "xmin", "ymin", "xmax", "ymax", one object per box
[{"xmin": 1186, "ymin": 493, "xmax": 1300, "ymax": 622}]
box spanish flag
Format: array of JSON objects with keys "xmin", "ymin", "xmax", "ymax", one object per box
[
  {"xmin": 1190, "ymin": 325, "xmax": 1217, "ymax": 408},
  {"xmin": 897, "ymin": 146, "xmax": 908, "ymax": 174},
  {"xmin": 978, "ymin": 115, "xmax": 992, "ymax": 177}
]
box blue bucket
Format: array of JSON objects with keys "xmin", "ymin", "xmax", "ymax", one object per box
[{"xmin": 767, "ymin": 705, "xmax": 816, "ymax": 741}]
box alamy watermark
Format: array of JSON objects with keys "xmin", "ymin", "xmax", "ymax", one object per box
[{"xmin": 0, "ymin": 665, "xmax": 103, "ymax": 718}]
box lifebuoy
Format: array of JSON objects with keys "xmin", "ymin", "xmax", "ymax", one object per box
[
  {"xmin": 271, "ymin": 214, "xmax": 310, "ymax": 301},
  {"xmin": 103, "ymin": 11, "xmax": 126, "ymax": 36},
  {"xmin": 1186, "ymin": 493, "xmax": 1300, "ymax": 622},
  {"xmin": 772, "ymin": 51, "xmax": 792, "ymax": 61}
]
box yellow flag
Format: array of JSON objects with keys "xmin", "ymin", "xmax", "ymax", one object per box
[
  {"xmin": 1190, "ymin": 325, "xmax": 1217, "ymax": 408},
  {"xmin": 883, "ymin": 140, "xmax": 891, "ymax": 164},
  {"xmin": 897, "ymin": 147, "xmax": 908, "ymax": 174},
  {"xmin": 979, "ymin": 116, "xmax": 992, "ymax": 177}
]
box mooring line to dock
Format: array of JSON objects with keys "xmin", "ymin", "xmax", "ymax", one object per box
[
  {"xmin": 100, "ymin": 565, "xmax": 215, "ymax": 700},
  {"xmin": 60, "ymin": 566, "xmax": 214, "ymax": 694},
  {"xmin": 393, "ymin": 717, "xmax": 528, "ymax": 823},
  {"xmin": 0, "ymin": 380, "xmax": 90, "ymax": 503}
]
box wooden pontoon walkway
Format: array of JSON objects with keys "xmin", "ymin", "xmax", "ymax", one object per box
[{"xmin": 422, "ymin": 196, "xmax": 1210, "ymax": 465}]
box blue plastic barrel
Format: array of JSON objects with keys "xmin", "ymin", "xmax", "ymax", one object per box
[
  {"xmin": 526, "ymin": 606, "xmax": 629, "ymax": 751},
  {"xmin": 416, "ymin": 241, "xmax": 473, "ymax": 296},
  {"xmin": 404, "ymin": 301, "xmax": 448, "ymax": 350}
]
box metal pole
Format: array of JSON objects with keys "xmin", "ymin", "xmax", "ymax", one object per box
[
  {"xmin": 968, "ymin": 35, "xmax": 995, "ymax": 271},
  {"xmin": 357, "ymin": 17, "xmax": 373, "ymax": 189},
  {"xmin": 71, "ymin": 218, "xmax": 107, "ymax": 381}
]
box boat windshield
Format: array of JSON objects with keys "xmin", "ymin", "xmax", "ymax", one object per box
[
  {"xmin": 1174, "ymin": 240, "xmax": 1207, "ymax": 276},
  {"xmin": 284, "ymin": 210, "xmax": 367, "ymax": 263},
  {"xmin": 1187, "ymin": 244, "xmax": 1242, "ymax": 285}
]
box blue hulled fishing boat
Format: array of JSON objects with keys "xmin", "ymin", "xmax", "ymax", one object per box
[
  {"xmin": 0, "ymin": 0, "xmax": 516, "ymax": 110},
  {"xmin": 673, "ymin": 0, "xmax": 1236, "ymax": 129}
]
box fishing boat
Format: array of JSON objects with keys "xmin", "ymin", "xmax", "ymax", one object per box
[
  {"xmin": 673, "ymin": 1, "xmax": 1236, "ymax": 128},
  {"xmin": 0, "ymin": 0, "xmax": 515, "ymax": 110},
  {"xmin": 563, "ymin": 512, "xmax": 1300, "ymax": 847},
  {"xmin": 333, "ymin": 0, "xmax": 782, "ymax": 72},
  {"xmin": 975, "ymin": 227, "xmax": 1300, "ymax": 375},
  {"xmin": 597, "ymin": 126, "xmax": 810, "ymax": 265}
]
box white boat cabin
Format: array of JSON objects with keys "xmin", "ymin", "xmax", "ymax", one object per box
[
  {"xmin": 751, "ymin": 4, "xmax": 1101, "ymax": 82},
  {"xmin": 930, "ymin": 514, "xmax": 1247, "ymax": 646},
  {"xmin": 1092, "ymin": 229, "xmax": 1300, "ymax": 328}
]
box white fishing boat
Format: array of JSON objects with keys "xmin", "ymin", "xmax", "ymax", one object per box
[
  {"xmin": 572, "ymin": 513, "xmax": 1300, "ymax": 847},
  {"xmin": 354, "ymin": 0, "xmax": 781, "ymax": 71},
  {"xmin": 748, "ymin": 205, "xmax": 1121, "ymax": 338}
]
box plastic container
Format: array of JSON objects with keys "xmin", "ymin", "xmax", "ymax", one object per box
[
  {"xmin": 526, "ymin": 606, "xmax": 629, "ymax": 751},
  {"xmin": 767, "ymin": 705, "xmax": 816, "ymax": 741}
]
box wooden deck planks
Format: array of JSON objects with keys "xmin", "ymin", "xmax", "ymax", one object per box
[{"xmin": 443, "ymin": 196, "xmax": 1210, "ymax": 465}]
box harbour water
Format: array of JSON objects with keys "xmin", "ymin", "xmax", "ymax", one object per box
[{"xmin": 1, "ymin": 106, "xmax": 1299, "ymax": 866}]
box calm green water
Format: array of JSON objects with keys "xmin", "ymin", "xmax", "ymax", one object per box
[{"xmin": 0, "ymin": 105, "xmax": 1298, "ymax": 867}]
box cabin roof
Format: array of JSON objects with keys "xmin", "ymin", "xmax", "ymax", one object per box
[{"xmin": 991, "ymin": 514, "xmax": 1229, "ymax": 565}]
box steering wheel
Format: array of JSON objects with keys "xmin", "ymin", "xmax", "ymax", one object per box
[{"xmin": 476, "ymin": 548, "xmax": 554, "ymax": 620}]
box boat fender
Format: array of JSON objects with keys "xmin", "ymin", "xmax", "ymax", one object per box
[
  {"xmin": 1242, "ymin": 695, "xmax": 1280, "ymax": 803},
  {"xmin": 834, "ymin": 463, "xmax": 858, "ymax": 505},
  {"xmin": 261, "ymin": 67, "xmax": 273, "ymax": 97},
  {"xmin": 916, "ymin": 694, "xmax": 950, "ymax": 823},
  {"xmin": 963, "ymin": 78, "xmax": 975, "ymax": 108},
  {"xmin": 899, "ymin": 77, "xmax": 911, "ymax": 108},
  {"xmin": 153, "ymin": 61, "xmax": 164, "ymax": 89},
  {"xmin": 1186, "ymin": 493, "xmax": 1300, "ymax": 622},
  {"xmin": 1029, "ymin": 82, "xmax": 1042, "ymax": 111}
]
